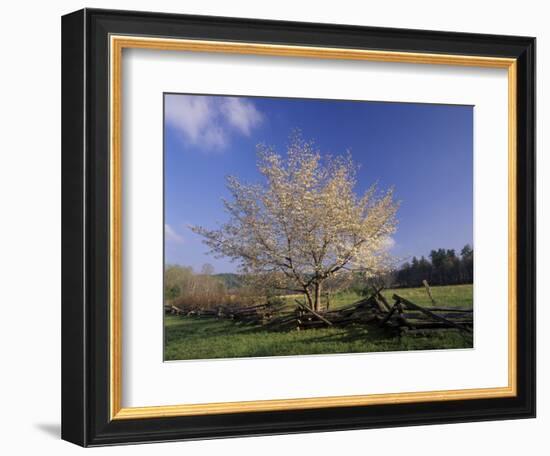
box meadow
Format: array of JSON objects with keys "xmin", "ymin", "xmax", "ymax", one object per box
[{"xmin": 164, "ymin": 284, "xmax": 473, "ymax": 361}]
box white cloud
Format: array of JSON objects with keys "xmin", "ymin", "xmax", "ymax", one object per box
[
  {"xmin": 165, "ymin": 224, "xmax": 184, "ymax": 243},
  {"xmin": 219, "ymin": 97, "xmax": 263, "ymax": 136},
  {"xmin": 165, "ymin": 95, "xmax": 263, "ymax": 150}
]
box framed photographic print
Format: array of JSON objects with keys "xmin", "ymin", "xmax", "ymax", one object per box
[{"xmin": 61, "ymin": 8, "xmax": 536, "ymax": 447}]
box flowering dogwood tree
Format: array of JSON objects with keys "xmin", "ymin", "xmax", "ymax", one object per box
[{"xmin": 191, "ymin": 134, "xmax": 398, "ymax": 311}]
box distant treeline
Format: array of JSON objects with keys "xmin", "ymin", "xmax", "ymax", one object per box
[{"xmin": 394, "ymin": 245, "xmax": 473, "ymax": 288}]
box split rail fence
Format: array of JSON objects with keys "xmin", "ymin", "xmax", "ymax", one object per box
[{"xmin": 165, "ymin": 281, "xmax": 473, "ymax": 336}]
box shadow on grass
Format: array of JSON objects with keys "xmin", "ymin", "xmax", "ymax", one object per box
[
  {"xmin": 167, "ymin": 316, "xmax": 393, "ymax": 345},
  {"xmin": 300, "ymin": 325, "xmax": 391, "ymax": 344},
  {"xmin": 166, "ymin": 317, "xmax": 267, "ymax": 337}
]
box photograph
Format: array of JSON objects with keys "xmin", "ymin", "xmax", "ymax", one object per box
[{"xmin": 163, "ymin": 93, "xmax": 474, "ymax": 360}]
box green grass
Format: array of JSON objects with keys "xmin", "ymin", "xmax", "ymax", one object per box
[
  {"xmin": 164, "ymin": 284, "xmax": 473, "ymax": 361},
  {"xmin": 280, "ymin": 284, "xmax": 473, "ymax": 311},
  {"xmin": 380, "ymin": 284, "xmax": 473, "ymax": 309}
]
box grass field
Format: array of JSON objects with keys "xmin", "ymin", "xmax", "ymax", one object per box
[{"xmin": 164, "ymin": 284, "xmax": 473, "ymax": 361}]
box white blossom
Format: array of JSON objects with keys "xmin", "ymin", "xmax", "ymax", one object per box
[{"xmin": 191, "ymin": 132, "xmax": 399, "ymax": 310}]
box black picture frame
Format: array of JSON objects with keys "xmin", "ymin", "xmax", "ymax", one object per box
[{"xmin": 62, "ymin": 8, "xmax": 536, "ymax": 447}]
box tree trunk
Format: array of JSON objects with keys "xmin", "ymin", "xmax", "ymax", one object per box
[
  {"xmin": 314, "ymin": 282, "xmax": 322, "ymax": 312},
  {"xmin": 303, "ymin": 288, "xmax": 314, "ymax": 310}
]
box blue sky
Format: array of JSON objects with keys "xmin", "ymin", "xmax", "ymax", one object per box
[{"xmin": 164, "ymin": 93, "xmax": 473, "ymax": 273}]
